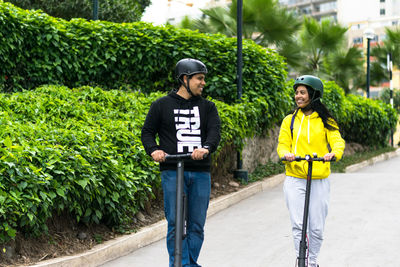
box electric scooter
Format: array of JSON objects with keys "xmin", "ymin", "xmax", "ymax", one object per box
[
  {"xmin": 165, "ymin": 152, "xmax": 208, "ymax": 267},
  {"xmin": 282, "ymin": 153, "xmax": 335, "ymax": 267}
]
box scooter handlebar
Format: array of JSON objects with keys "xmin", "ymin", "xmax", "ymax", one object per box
[
  {"xmin": 165, "ymin": 153, "xmax": 193, "ymax": 160},
  {"xmin": 165, "ymin": 152, "xmax": 209, "ymax": 161},
  {"xmin": 280, "ymin": 155, "xmax": 336, "ymax": 162}
]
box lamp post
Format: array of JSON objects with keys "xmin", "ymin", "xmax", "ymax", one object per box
[
  {"xmin": 93, "ymin": 0, "xmax": 99, "ymax": 20},
  {"xmin": 387, "ymin": 52, "xmax": 394, "ymax": 146},
  {"xmin": 237, "ymin": 0, "xmax": 243, "ymax": 101},
  {"xmin": 364, "ymin": 28, "xmax": 375, "ymax": 98},
  {"xmin": 233, "ymin": 0, "xmax": 248, "ymax": 182}
]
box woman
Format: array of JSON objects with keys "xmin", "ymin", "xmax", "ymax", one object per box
[{"xmin": 277, "ymin": 75, "xmax": 345, "ymax": 267}]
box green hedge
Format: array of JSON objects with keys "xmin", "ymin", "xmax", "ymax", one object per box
[
  {"xmin": 322, "ymin": 81, "xmax": 398, "ymax": 147},
  {"xmin": 341, "ymin": 95, "xmax": 397, "ymax": 146},
  {"xmin": 0, "ymin": 1, "xmax": 287, "ymax": 104},
  {"xmin": 6, "ymin": 0, "xmax": 150, "ymax": 23},
  {"xmin": 0, "ymin": 85, "xmax": 284, "ymax": 243},
  {"xmin": 0, "ymin": 86, "xmax": 161, "ymax": 242}
]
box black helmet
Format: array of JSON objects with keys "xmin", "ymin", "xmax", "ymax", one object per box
[
  {"xmin": 293, "ymin": 75, "xmax": 324, "ymax": 98},
  {"xmin": 175, "ymin": 58, "xmax": 208, "ymax": 81}
]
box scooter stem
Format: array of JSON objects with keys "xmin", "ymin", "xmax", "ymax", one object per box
[
  {"xmin": 174, "ymin": 160, "xmax": 185, "ymax": 267},
  {"xmin": 298, "ymin": 158, "xmax": 313, "ymax": 267}
]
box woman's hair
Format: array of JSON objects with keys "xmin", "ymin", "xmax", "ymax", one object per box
[{"xmin": 311, "ymin": 99, "xmax": 339, "ymax": 131}]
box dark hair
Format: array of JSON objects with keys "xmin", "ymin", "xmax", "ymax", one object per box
[{"xmin": 311, "ymin": 100, "xmax": 339, "ymax": 131}]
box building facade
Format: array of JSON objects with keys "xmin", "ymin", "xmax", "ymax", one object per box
[{"xmin": 279, "ymin": 0, "xmax": 338, "ymax": 22}]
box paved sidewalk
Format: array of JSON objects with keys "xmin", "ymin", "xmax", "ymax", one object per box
[{"xmin": 30, "ymin": 149, "xmax": 400, "ymax": 267}]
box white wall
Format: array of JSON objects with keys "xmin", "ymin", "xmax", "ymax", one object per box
[
  {"xmin": 142, "ymin": 0, "xmax": 214, "ymax": 25},
  {"xmin": 337, "ymin": 0, "xmax": 381, "ymax": 24},
  {"xmin": 391, "ymin": 0, "xmax": 400, "ymax": 16}
]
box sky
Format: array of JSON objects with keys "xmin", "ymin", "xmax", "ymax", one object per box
[{"xmin": 142, "ymin": 0, "xmax": 210, "ymax": 25}]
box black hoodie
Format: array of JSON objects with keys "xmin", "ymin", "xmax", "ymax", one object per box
[{"xmin": 141, "ymin": 90, "xmax": 221, "ymax": 172}]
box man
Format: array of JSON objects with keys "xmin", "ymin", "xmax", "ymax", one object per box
[{"xmin": 141, "ymin": 58, "xmax": 221, "ymax": 267}]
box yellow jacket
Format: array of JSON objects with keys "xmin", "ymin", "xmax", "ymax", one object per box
[{"xmin": 277, "ymin": 109, "xmax": 345, "ymax": 179}]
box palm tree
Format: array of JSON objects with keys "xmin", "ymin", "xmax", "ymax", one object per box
[
  {"xmin": 178, "ymin": 1, "xmax": 366, "ymax": 94},
  {"xmin": 325, "ymin": 47, "xmax": 365, "ymax": 94},
  {"xmin": 178, "ymin": 0, "xmax": 302, "ymax": 68},
  {"xmin": 370, "ymin": 27, "xmax": 400, "ymax": 84},
  {"xmin": 383, "ymin": 27, "xmax": 400, "ymax": 67},
  {"xmin": 298, "ymin": 17, "xmax": 347, "ymax": 76}
]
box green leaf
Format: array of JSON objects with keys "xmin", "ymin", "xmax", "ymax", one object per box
[
  {"xmin": 4, "ymin": 136, "xmax": 12, "ymax": 148},
  {"xmin": 76, "ymin": 179, "xmax": 89, "ymax": 189}
]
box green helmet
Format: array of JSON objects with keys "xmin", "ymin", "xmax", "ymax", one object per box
[{"xmin": 293, "ymin": 75, "xmax": 324, "ymax": 98}]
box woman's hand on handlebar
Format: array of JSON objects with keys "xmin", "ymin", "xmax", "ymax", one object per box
[
  {"xmin": 151, "ymin": 150, "xmax": 167, "ymax": 162},
  {"xmin": 283, "ymin": 153, "xmax": 295, "ymax": 162},
  {"xmin": 323, "ymin": 153, "xmax": 335, "ymax": 162},
  {"xmin": 192, "ymin": 147, "xmax": 209, "ymax": 160}
]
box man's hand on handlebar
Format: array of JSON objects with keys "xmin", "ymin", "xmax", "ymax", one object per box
[
  {"xmin": 192, "ymin": 147, "xmax": 209, "ymax": 160},
  {"xmin": 151, "ymin": 150, "xmax": 167, "ymax": 162}
]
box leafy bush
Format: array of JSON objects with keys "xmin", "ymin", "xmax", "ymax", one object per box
[
  {"xmin": 0, "ymin": 1, "xmax": 288, "ymax": 105},
  {"xmin": 0, "ymin": 85, "xmax": 161, "ymax": 242},
  {"xmin": 340, "ymin": 94, "xmax": 397, "ymax": 146},
  {"xmin": 0, "ymin": 84, "xmax": 290, "ymax": 243},
  {"xmin": 5, "ymin": 0, "xmax": 150, "ymax": 22}
]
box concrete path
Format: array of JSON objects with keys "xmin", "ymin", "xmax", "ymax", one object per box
[{"xmin": 99, "ymin": 150, "xmax": 400, "ymax": 267}]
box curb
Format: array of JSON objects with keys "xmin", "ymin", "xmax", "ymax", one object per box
[
  {"xmin": 344, "ymin": 147, "xmax": 400, "ymax": 173},
  {"xmin": 27, "ymin": 148, "xmax": 400, "ymax": 267}
]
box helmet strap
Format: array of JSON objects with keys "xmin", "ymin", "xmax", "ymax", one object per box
[{"xmin": 183, "ymin": 75, "xmax": 193, "ymax": 96}]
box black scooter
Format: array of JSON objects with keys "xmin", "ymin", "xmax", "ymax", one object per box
[
  {"xmin": 282, "ymin": 153, "xmax": 335, "ymax": 267},
  {"xmin": 165, "ymin": 152, "xmax": 207, "ymax": 267}
]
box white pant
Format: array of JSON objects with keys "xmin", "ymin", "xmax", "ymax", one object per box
[{"xmin": 283, "ymin": 176, "xmax": 330, "ymax": 267}]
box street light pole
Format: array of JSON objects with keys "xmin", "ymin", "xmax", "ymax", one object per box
[
  {"xmin": 387, "ymin": 52, "xmax": 394, "ymax": 146},
  {"xmin": 366, "ymin": 37, "xmax": 371, "ymax": 98},
  {"xmin": 233, "ymin": 0, "xmax": 248, "ymax": 182},
  {"xmin": 237, "ymin": 0, "xmax": 243, "ymax": 101},
  {"xmin": 93, "ymin": 0, "xmax": 99, "ymax": 20},
  {"xmin": 364, "ymin": 28, "xmax": 375, "ymax": 98}
]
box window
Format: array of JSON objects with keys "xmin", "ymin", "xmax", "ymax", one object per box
[
  {"xmin": 380, "ymin": 0, "xmax": 385, "ymax": 2},
  {"xmin": 393, "ymin": 21, "xmax": 398, "ymax": 26},
  {"xmin": 320, "ymin": 2, "xmax": 337, "ymax": 12},
  {"xmin": 353, "ymin": 37, "xmax": 363, "ymax": 44},
  {"xmin": 301, "ymin": 7, "xmax": 312, "ymax": 14},
  {"xmin": 380, "ymin": 8, "xmax": 385, "ymax": 15}
]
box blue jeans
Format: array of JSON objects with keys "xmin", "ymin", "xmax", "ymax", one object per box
[{"xmin": 161, "ymin": 170, "xmax": 211, "ymax": 267}]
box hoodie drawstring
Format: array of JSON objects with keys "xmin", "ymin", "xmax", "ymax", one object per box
[
  {"xmin": 294, "ymin": 114, "xmax": 305, "ymax": 154},
  {"xmin": 308, "ymin": 115, "xmax": 310, "ymax": 144}
]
